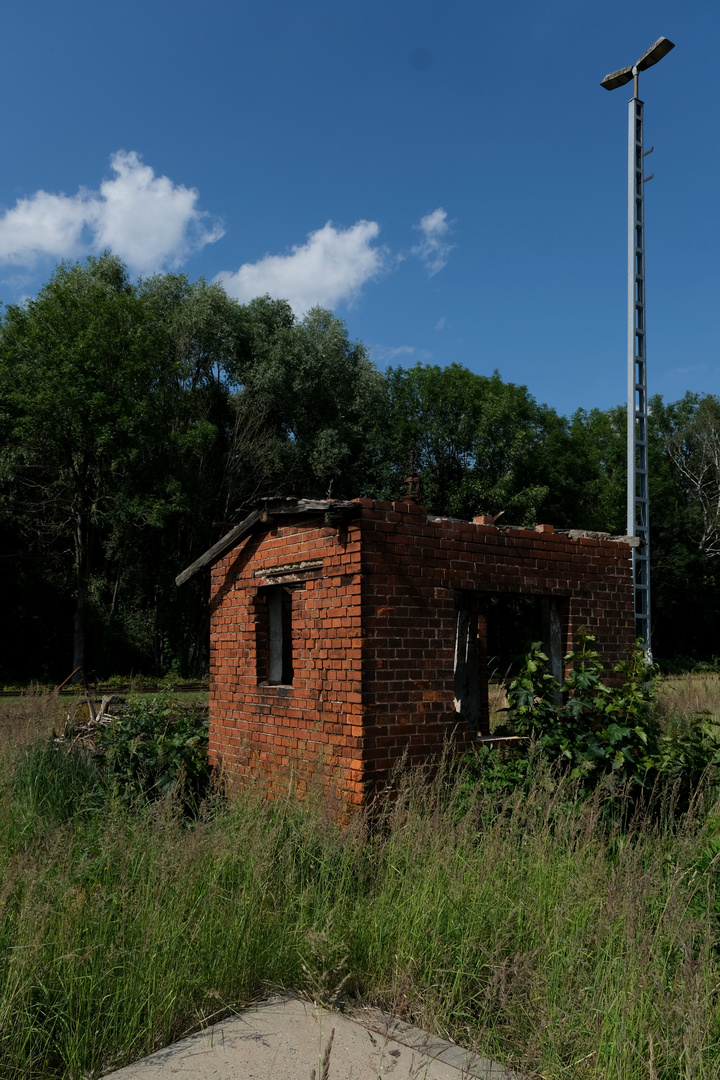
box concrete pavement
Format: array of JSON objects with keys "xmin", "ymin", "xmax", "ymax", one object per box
[{"xmin": 103, "ymin": 996, "xmax": 517, "ymax": 1079}]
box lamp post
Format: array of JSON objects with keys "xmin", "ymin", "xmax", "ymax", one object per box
[{"xmin": 601, "ymin": 36, "xmax": 675, "ymax": 655}]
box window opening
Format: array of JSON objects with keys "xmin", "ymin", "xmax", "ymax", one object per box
[
  {"xmin": 256, "ymin": 584, "xmax": 294, "ymax": 685},
  {"xmin": 541, "ymin": 597, "xmax": 565, "ymax": 706},
  {"xmin": 485, "ymin": 594, "xmax": 544, "ymax": 679},
  {"xmin": 268, "ymin": 587, "xmax": 284, "ymax": 683}
]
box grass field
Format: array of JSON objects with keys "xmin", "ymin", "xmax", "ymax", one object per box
[
  {"xmin": 656, "ymin": 673, "xmax": 720, "ymax": 721},
  {"xmin": 2, "ymin": 685, "xmax": 720, "ymax": 1079}
]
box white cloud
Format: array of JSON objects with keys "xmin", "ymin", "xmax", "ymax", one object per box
[
  {"xmin": 412, "ymin": 207, "xmax": 455, "ymax": 276},
  {"xmin": 0, "ymin": 191, "xmax": 89, "ymax": 264},
  {"xmin": 373, "ymin": 344, "xmax": 416, "ymax": 363},
  {"xmin": 666, "ymin": 363, "xmax": 708, "ymax": 377},
  {"xmin": 372, "ymin": 343, "xmax": 433, "ymax": 365},
  {"xmin": 215, "ymin": 220, "xmax": 385, "ymax": 316},
  {"xmin": 435, "ymin": 316, "xmax": 445, "ymax": 330},
  {"xmin": 0, "ymin": 151, "xmax": 223, "ymax": 274},
  {"xmin": 91, "ymin": 152, "xmax": 223, "ymax": 273}
]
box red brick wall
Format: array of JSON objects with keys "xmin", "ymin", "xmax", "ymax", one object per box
[
  {"xmin": 208, "ymin": 500, "xmax": 635, "ymax": 805},
  {"xmin": 356, "ymin": 499, "xmax": 635, "ymax": 793},
  {"xmin": 209, "ymin": 516, "xmax": 365, "ymax": 803}
]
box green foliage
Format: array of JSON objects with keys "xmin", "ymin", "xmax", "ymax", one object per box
[
  {"xmin": 458, "ymin": 740, "xmax": 534, "ymax": 803},
  {"xmin": 3, "ymin": 255, "xmax": 720, "ymax": 680},
  {"xmin": 504, "ymin": 632, "xmax": 658, "ymax": 787},
  {"xmin": 496, "ymin": 633, "xmax": 720, "ymax": 801},
  {"xmin": 103, "ymin": 673, "xmax": 162, "ymax": 690},
  {"xmin": 656, "ymin": 714, "xmax": 720, "ymax": 778},
  {"xmin": 0, "ymin": 268, "xmax": 389, "ymax": 681},
  {"xmin": 94, "ymin": 694, "xmax": 209, "ymax": 806},
  {"xmin": 0, "ymin": 256, "xmax": 252, "ymax": 680},
  {"xmin": 655, "ymin": 391, "xmax": 720, "ymax": 559},
  {"xmin": 377, "ymin": 362, "xmax": 561, "ymax": 523},
  {"xmin": 648, "ymin": 392, "xmax": 720, "ymax": 662},
  {"xmin": 565, "ymin": 405, "xmax": 626, "ymax": 533},
  {"xmin": 237, "ymin": 299, "xmax": 386, "ymax": 497}
]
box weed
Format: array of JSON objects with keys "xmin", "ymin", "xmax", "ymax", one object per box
[{"xmin": 94, "ymin": 692, "xmax": 210, "ymax": 808}]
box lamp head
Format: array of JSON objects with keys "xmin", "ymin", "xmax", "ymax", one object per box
[
  {"xmin": 636, "ymin": 37, "xmax": 675, "ymax": 72},
  {"xmin": 600, "ymin": 37, "xmax": 675, "ymax": 91},
  {"xmin": 601, "ymin": 65, "xmax": 634, "ymax": 91}
]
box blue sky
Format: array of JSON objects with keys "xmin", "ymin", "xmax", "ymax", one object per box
[{"xmin": 0, "ymin": 0, "xmax": 717, "ymax": 418}]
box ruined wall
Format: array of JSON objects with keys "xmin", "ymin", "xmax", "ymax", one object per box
[
  {"xmin": 356, "ymin": 498, "xmax": 635, "ymax": 792},
  {"xmin": 208, "ymin": 500, "xmax": 635, "ymax": 805},
  {"xmin": 209, "ymin": 516, "xmax": 364, "ymax": 803}
]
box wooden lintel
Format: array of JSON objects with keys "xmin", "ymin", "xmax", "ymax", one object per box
[{"xmin": 253, "ymin": 559, "xmax": 323, "ymax": 580}]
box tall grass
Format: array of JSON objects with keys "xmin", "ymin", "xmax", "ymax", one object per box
[
  {"xmin": 2, "ymin": 694, "xmax": 720, "ymax": 1078},
  {"xmin": 657, "ymin": 673, "xmax": 720, "ymax": 722}
]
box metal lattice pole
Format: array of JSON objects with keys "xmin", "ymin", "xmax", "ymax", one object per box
[
  {"xmin": 601, "ymin": 38, "xmax": 674, "ymax": 658},
  {"xmin": 628, "ymin": 78, "xmax": 651, "ymax": 652}
]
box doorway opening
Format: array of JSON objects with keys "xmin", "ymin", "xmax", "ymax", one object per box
[{"xmin": 453, "ymin": 591, "xmax": 568, "ymax": 735}]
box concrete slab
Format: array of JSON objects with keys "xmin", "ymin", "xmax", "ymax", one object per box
[{"xmin": 102, "ymin": 997, "xmax": 517, "ymax": 1080}]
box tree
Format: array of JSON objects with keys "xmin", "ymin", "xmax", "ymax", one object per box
[
  {"xmin": 0, "ymin": 255, "xmax": 163, "ymax": 675},
  {"xmin": 642, "ymin": 393, "xmax": 720, "ymax": 662},
  {"xmin": 0, "ymin": 258, "xmax": 274, "ymax": 679},
  {"xmin": 377, "ymin": 363, "xmax": 570, "ymax": 524},
  {"xmin": 5, "ymin": 254, "xmax": 720, "ymax": 677},
  {"xmin": 234, "ymin": 299, "xmax": 386, "ymax": 497},
  {"xmin": 657, "ymin": 393, "xmax": 720, "ymax": 559},
  {"xmin": 562, "ymin": 406, "xmax": 626, "ymax": 534},
  {"xmin": 118, "ymin": 275, "xmax": 277, "ymax": 674}
]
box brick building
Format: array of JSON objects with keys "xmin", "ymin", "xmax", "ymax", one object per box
[{"xmin": 177, "ymin": 497, "xmax": 637, "ymax": 805}]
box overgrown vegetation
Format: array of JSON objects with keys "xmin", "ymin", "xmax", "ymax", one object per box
[
  {"xmin": 4, "ymin": 692, "xmax": 209, "ymax": 829},
  {"xmin": 502, "ymin": 632, "xmax": 660, "ymax": 787},
  {"xmin": 3, "ymin": 689, "xmax": 720, "ymax": 1079},
  {"xmin": 469, "ymin": 634, "xmax": 720, "ymax": 816},
  {"xmin": 94, "ymin": 693, "xmax": 210, "ymax": 808}
]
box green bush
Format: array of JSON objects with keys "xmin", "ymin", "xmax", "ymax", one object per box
[
  {"xmin": 94, "ymin": 693, "xmax": 209, "ymax": 807},
  {"xmin": 472, "ymin": 632, "xmax": 720, "ymax": 801},
  {"xmin": 503, "ymin": 630, "xmax": 658, "ymax": 787},
  {"xmin": 655, "ymin": 711, "xmax": 720, "ymax": 807},
  {"xmin": 695, "ymin": 657, "xmax": 720, "ymax": 674},
  {"xmin": 457, "ymin": 740, "xmax": 534, "ymax": 806}
]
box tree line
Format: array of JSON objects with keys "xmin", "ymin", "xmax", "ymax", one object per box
[{"xmin": 1, "ymin": 253, "xmax": 718, "ymax": 682}]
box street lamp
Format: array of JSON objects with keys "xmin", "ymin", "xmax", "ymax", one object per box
[{"xmin": 601, "ymin": 36, "xmax": 675, "ymax": 656}]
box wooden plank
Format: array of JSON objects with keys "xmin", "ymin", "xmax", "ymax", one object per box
[
  {"xmin": 271, "ymin": 499, "xmax": 359, "ymax": 514},
  {"xmin": 175, "ymin": 510, "xmax": 261, "ymax": 587}
]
